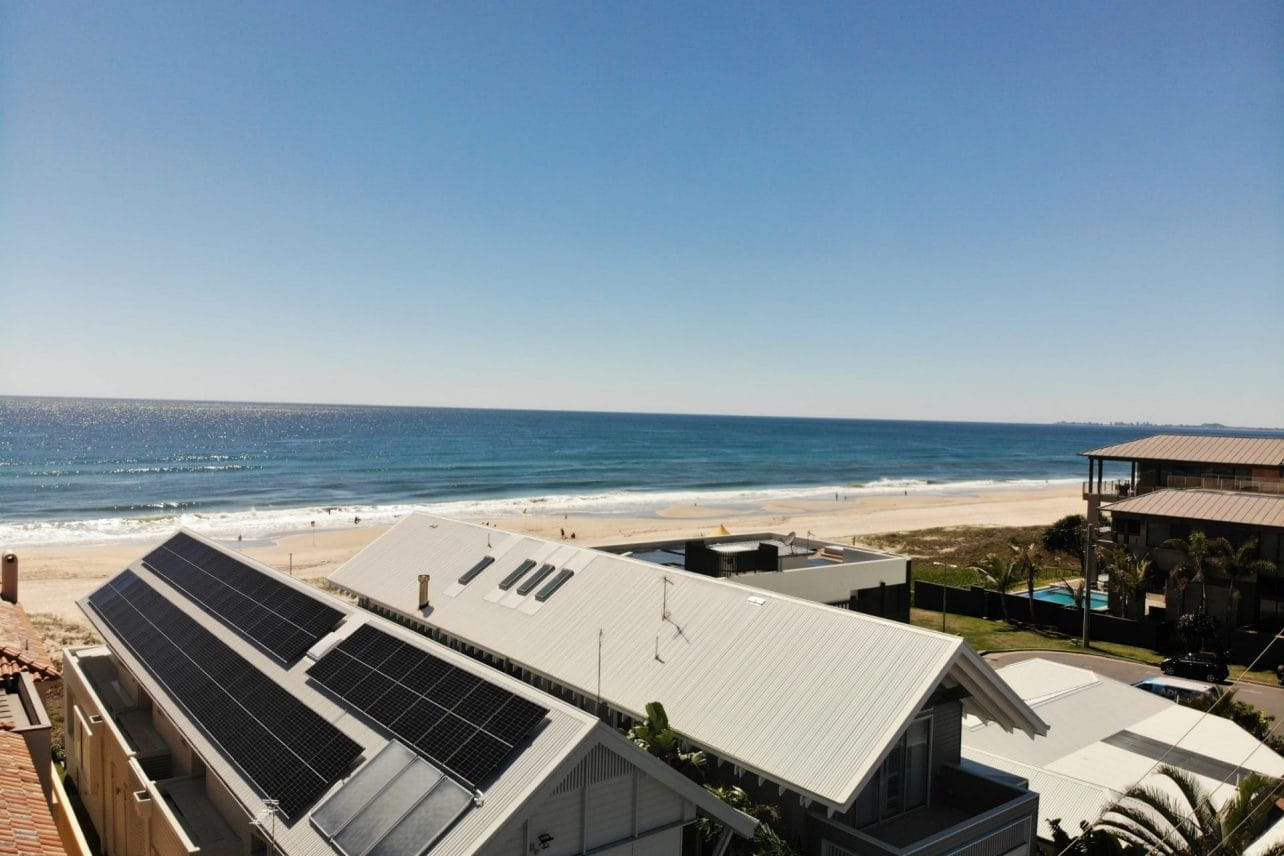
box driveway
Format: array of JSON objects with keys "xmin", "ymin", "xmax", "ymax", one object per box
[{"xmin": 984, "ymin": 649, "xmax": 1284, "ymax": 723}]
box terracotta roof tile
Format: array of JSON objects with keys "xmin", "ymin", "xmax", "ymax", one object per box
[
  {"xmin": 0, "ymin": 731, "xmax": 64, "ymax": 856},
  {"xmin": 0, "ymin": 605, "xmax": 57, "ymax": 683}
]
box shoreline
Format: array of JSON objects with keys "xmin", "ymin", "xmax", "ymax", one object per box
[{"xmin": 6, "ymin": 483, "xmax": 1083, "ymax": 626}]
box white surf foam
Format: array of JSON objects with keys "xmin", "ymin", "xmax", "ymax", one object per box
[{"xmin": 0, "ymin": 477, "xmax": 1081, "ymax": 547}]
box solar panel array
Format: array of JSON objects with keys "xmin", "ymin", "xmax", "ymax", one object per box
[
  {"xmin": 87, "ymin": 571, "xmax": 363, "ymax": 820},
  {"xmin": 307, "ymin": 625, "xmax": 548, "ymax": 787},
  {"xmin": 143, "ymin": 532, "xmax": 344, "ymax": 662}
]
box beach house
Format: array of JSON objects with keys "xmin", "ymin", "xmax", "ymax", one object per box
[
  {"xmin": 65, "ymin": 531, "xmax": 756, "ymax": 856},
  {"xmin": 331, "ymin": 514, "xmax": 1049, "ymax": 855},
  {"xmin": 595, "ymin": 531, "xmax": 911, "ymax": 621},
  {"xmin": 1081, "ymin": 434, "xmax": 1284, "ymax": 629}
]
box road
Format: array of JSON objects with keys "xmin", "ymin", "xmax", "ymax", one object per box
[{"xmin": 984, "ymin": 650, "xmax": 1284, "ymax": 723}]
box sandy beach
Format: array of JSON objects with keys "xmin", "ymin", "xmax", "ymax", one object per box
[{"xmin": 5, "ymin": 484, "xmax": 1082, "ymax": 627}]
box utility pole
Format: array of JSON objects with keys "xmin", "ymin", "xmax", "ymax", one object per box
[{"xmin": 1082, "ymin": 520, "xmax": 1095, "ymax": 648}]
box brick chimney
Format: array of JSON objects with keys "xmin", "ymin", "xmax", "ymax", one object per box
[{"xmin": 1, "ymin": 553, "xmax": 16, "ymax": 604}]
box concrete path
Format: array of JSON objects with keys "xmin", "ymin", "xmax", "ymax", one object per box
[{"xmin": 984, "ymin": 649, "xmax": 1284, "ymax": 722}]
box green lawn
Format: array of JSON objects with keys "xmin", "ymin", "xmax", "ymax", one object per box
[{"xmin": 911, "ymin": 608, "xmax": 1162, "ymax": 662}]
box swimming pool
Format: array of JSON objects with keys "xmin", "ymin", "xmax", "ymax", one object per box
[{"xmin": 1018, "ymin": 586, "xmax": 1109, "ymax": 610}]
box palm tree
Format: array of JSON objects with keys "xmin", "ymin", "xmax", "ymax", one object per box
[
  {"xmin": 1010, "ymin": 541, "xmax": 1043, "ymax": 625},
  {"xmin": 1093, "ymin": 764, "xmax": 1284, "ymax": 855},
  {"xmin": 971, "ymin": 554, "xmax": 1021, "ymax": 624},
  {"xmin": 1163, "ymin": 531, "xmax": 1215, "ymax": 615},
  {"xmin": 1099, "ymin": 545, "xmax": 1154, "ymax": 620},
  {"xmin": 1213, "ymin": 537, "xmax": 1277, "ymax": 632}
]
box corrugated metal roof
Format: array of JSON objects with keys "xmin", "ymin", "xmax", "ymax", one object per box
[
  {"xmin": 963, "ymin": 658, "xmax": 1284, "ymax": 838},
  {"xmin": 74, "ymin": 530, "xmax": 754, "ymax": 855},
  {"xmin": 330, "ymin": 514, "xmax": 1047, "ymax": 811},
  {"xmin": 963, "ymin": 749, "xmax": 1112, "ymax": 842},
  {"xmin": 1101, "ymin": 489, "xmax": 1284, "ymax": 529},
  {"xmin": 1081, "ymin": 434, "xmax": 1284, "ymax": 466}
]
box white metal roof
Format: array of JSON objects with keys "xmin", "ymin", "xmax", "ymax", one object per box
[
  {"xmin": 962, "ymin": 658, "xmax": 1284, "ymax": 839},
  {"xmin": 1081, "ymin": 434, "xmax": 1284, "ymax": 466},
  {"xmin": 329, "ymin": 513, "xmax": 1046, "ymax": 811},
  {"xmin": 76, "ymin": 530, "xmax": 754, "ymax": 855},
  {"xmin": 1101, "ymin": 489, "xmax": 1284, "ymax": 529}
]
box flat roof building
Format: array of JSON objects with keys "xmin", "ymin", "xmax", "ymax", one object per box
[{"xmin": 596, "ymin": 531, "xmax": 911, "ymax": 621}]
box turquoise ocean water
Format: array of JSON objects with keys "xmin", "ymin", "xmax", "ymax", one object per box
[{"xmin": 0, "ymin": 395, "xmax": 1265, "ymax": 546}]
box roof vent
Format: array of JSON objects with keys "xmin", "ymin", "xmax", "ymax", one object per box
[
  {"xmin": 418, "ymin": 574, "xmax": 431, "ymax": 609},
  {"xmin": 747, "ymin": 596, "xmax": 767, "ymax": 606}
]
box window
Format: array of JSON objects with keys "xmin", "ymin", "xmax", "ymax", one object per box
[{"xmin": 843, "ymin": 713, "xmax": 932, "ymax": 828}]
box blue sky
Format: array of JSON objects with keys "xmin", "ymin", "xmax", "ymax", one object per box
[{"xmin": 2, "ymin": 2, "xmax": 1281, "ymax": 425}]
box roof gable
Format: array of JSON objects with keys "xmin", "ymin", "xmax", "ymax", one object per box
[{"xmin": 331, "ymin": 514, "xmax": 1046, "ymax": 810}]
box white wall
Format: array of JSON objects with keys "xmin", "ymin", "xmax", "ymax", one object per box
[{"xmin": 731, "ymin": 556, "xmax": 907, "ymax": 603}]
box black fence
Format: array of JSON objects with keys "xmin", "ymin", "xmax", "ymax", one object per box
[{"xmin": 914, "ymin": 581, "xmax": 1167, "ymax": 650}]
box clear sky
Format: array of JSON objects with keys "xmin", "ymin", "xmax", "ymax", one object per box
[{"xmin": 2, "ymin": 2, "xmax": 1281, "ymax": 426}]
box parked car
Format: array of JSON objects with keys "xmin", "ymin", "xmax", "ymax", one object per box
[
  {"xmin": 1159, "ymin": 652, "xmax": 1229, "ymax": 683},
  {"xmin": 1133, "ymin": 675, "xmax": 1222, "ymax": 702}
]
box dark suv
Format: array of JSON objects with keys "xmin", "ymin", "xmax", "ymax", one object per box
[{"xmin": 1160, "ymin": 652, "xmax": 1229, "ymax": 683}]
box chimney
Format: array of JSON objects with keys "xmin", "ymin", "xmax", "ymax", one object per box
[
  {"xmin": 417, "ymin": 574, "xmax": 431, "ymax": 610},
  {"xmin": 1, "ymin": 553, "xmax": 16, "ymax": 604}
]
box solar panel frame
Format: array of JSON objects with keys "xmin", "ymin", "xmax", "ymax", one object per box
[
  {"xmin": 141, "ymin": 532, "xmax": 344, "ymax": 663},
  {"xmin": 87, "ymin": 571, "xmax": 363, "ymax": 820},
  {"xmin": 306, "ymin": 626, "xmax": 548, "ymax": 787}
]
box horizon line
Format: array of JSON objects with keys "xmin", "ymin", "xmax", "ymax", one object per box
[{"xmin": 3, "ymin": 392, "xmax": 1282, "ymax": 433}]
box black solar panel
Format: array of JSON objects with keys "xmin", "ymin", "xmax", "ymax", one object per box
[
  {"xmin": 307, "ymin": 625, "xmax": 547, "ymax": 786},
  {"xmin": 87, "ymin": 571, "xmax": 362, "ymax": 820},
  {"xmin": 141, "ymin": 532, "xmax": 343, "ymax": 662}
]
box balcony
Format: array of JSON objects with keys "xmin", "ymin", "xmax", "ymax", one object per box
[
  {"xmin": 1165, "ymin": 474, "xmax": 1284, "ymax": 494},
  {"xmin": 1083, "ymin": 479, "xmax": 1143, "ymax": 501},
  {"xmin": 810, "ymin": 763, "xmax": 1037, "ymax": 855}
]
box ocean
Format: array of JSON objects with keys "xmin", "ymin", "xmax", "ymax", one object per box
[{"xmin": 0, "ymin": 396, "xmax": 1247, "ymax": 546}]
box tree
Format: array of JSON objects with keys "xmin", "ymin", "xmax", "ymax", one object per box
[
  {"xmin": 1213, "ymin": 537, "xmax": 1277, "ymax": 632},
  {"xmin": 1043, "ymin": 514, "xmax": 1087, "ymax": 572},
  {"xmin": 1011, "ymin": 541, "xmax": 1044, "ymax": 625},
  {"xmin": 1094, "ymin": 765, "xmax": 1284, "ymax": 855},
  {"xmin": 1163, "ymin": 531, "xmax": 1216, "ymax": 615},
  {"xmin": 1049, "ymin": 817, "xmax": 1136, "ymax": 855},
  {"xmin": 1174, "ymin": 611, "xmax": 1220, "ymax": 654},
  {"xmin": 972, "ymin": 554, "xmax": 1021, "ymax": 624},
  {"xmin": 1098, "ymin": 545, "xmax": 1154, "ymax": 619},
  {"xmin": 697, "ymin": 786, "xmax": 796, "ymax": 856},
  {"xmin": 1179, "ymin": 688, "xmax": 1274, "ymax": 744},
  {"xmin": 626, "ymin": 701, "xmax": 706, "ymax": 778}
]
